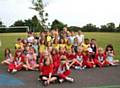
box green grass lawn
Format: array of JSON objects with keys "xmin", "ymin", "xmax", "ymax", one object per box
[
  {"xmin": 0, "ymin": 33, "xmax": 27, "ymax": 61},
  {"xmin": 85, "ymin": 32, "xmax": 120, "ymax": 60},
  {"xmin": 0, "ymin": 32, "xmax": 120, "ymax": 62}
]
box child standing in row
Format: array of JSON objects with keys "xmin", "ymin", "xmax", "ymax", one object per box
[{"xmin": 90, "ymin": 39, "xmax": 97, "ymax": 59}]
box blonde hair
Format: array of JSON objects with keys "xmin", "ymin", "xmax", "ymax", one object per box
[{"xmin": 98, "ymin": 47, "xmax": 104, "ymax": 53}]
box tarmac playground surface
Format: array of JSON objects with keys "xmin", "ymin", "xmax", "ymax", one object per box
[{"xmin": 0, "ymin": 64, "xmax": 120, "ymax": 88}]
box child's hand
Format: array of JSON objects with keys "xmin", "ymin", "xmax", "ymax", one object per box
[
  {"xmin": 66, "ymin": 63, "xmax": 70, "ymax": 70},
  {"xmin": 40, "ymin": 72, "xmax": 42, "ymax": 75},
  {"xmin": 40, "ymin": 63, "xmax": 43, "ymax": 66},
  {"xmin": 109, "ymin": 53, "xmax": 114, "ymax": 57}
]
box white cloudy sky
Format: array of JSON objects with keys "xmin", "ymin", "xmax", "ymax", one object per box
[{"xmin": 0, "ymin": 0, "xmax": 120, "ymax": 27}]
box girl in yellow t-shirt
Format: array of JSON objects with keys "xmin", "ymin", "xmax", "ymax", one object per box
[
  {"xmin": 46, "ymin": 41, "xmax": 53, "ymax": 53},
  {"xmin": 39, "ymin": 39, "xmax": 46, "ymax": 54},
  {"xmin": 65, "ymin": 39, "xmax": 72, "ymax": 51},
  {"xmin": 46, "ymin": 31, "xmax": 52, "ymax": 42},
  {"xmin": 15, "ymin": 38, "xmax": 24, "ymax": 49},
  {"xmin": 52, "ymin": 38, "xmax": 59, "ymax": 50},
  {"xmin": 59, "ymin": 38, "xmax": 66, "ymax": 48},
  {"xmin": 63, "ymin": 33, "xmax": 68, "ymax": 44}
]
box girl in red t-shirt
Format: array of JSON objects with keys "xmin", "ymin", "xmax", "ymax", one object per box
[
  {"xmin": 51, "ymin": 48, "xmax": 61, "ymax": 74},
  {"xmin": 82, "ymin": 48, "xmax": 95, "ymax": 68},
  {"xmin": 66, "ymin": 49, "xmax": 82, "ymax": 68},
  {"xmin": 75, "ymin": 46, "xmax": 84, "ymax": 69},
  {"xmin": 39, "ymin": 53, "xmax": 58, "ymax": 86},
  {"xmin": 8, "ymin": 49, "xmax": 25, "ymax": 73},
  {"xmin": 94, "ymin": 47, "xmax": 110, "ymax": 67},
  {"xmin": 57, "ymin": 56, "xmax": 74, "ymax": 83}
]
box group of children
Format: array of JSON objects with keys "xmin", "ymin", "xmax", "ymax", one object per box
[{"xmin": 1, "ymin": 27, "xmax": 119, "ymax": 86}]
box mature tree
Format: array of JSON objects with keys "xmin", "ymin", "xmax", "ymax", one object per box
[
  {"xmin": 32, "ymin": 15, "xmax": 43, "ymax": 32},
  {"xmin": 24, "ymin": 19, "xmax": 33, "ymax": 29},
  {"xmin": 100, "ymin": 25, "xmax": 107, "ymax": 32},
  {"xmin": 82, "ymin": 23, "xmax": 98, "ymax": 32},
  {"xmin": 100, "ymin": 22, "xmax": 116, "ymax": 32},
  {"xmin": 31, "ymin": 0, "xmax": 49, "ymax": 31},
  {"xmin": 8, "ymin": 20, "xmax": 26, "ymax": 32},
  {"xmin": 24, "ymin": 16, "xmax": 43, "ymax": 32},
  {"xmin": 116, "ymin": 24, "xmax": 120, "ymax": 32},
  {"xmin": 0, "ymin": 21, "xmax": 2, "ymax": 27},
  {"xmin": 9, "ymin": 15, "xmax": 44, "ymax": 32},
  {"xmin": 106, "ymin": 22, "xmax": 116, "ymax": 32},
  {"xmin": 0, "ymin": 20, "xmax": 6, "ymax": 27},
  {"xmin": 51, "ymin": 19, "xmax": 65, "ymax": 31},
  {"xmin": 69, "ymin": 26, "xmax": 81, "ymax": 32},
  {"xmin": 11, "ymin": 20, "xmax": 25, "ymax": 26},
  {"xmin": 0, "ymin": 20, "xmax": 6, "ymax": 33}
]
